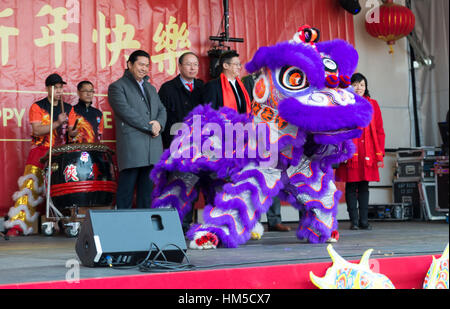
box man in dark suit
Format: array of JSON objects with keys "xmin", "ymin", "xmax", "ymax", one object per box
[
  {"xmin": 159, "ymin": 52, "xmax": 204, "ymax": 149},
  {"xmin": 202, "ymin": 50, "xmax": 251, "ymax": 114},
  {"xmin": 158, "ymin": 52, "xmax": 204, "ymax": 232},
  {"xmin": 108, "ymin": 50, "xmax": 167, "ymax": 209}
]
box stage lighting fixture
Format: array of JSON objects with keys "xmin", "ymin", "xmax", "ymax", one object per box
[
  {"xmin": 208, "ymin": 0, "xmax": 244, "ymax": 78},
  {"xmin": 338, "ymin": 0, "xmax": 362, "ymax": 15}
]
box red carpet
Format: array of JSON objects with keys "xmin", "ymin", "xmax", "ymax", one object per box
[{"xmin": 0, "ymin": 254, "xmax": 435, "ymax": 289}]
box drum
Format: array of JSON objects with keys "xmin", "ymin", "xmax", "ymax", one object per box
[{"xmin": 44, "ymin": 143, "xmax": 117, "ymax": 210}]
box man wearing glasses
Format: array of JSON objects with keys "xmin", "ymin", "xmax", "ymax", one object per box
[
  {"xmin": 68, "ymin": 80, "xmax": 104, "ymax": 143},
  {"xmin": 158, "ymin": 52, "xmax": 204, "ymax": 150},
  {"xmin": 202, "ymin": 50, "xmax": 251, "ymax": 114}
]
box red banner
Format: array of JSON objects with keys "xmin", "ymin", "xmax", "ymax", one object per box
[{"xmin": 0, "ymin": 0, "xmax": 354, "ymax": 215}]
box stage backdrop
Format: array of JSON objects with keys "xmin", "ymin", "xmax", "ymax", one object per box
[{"xmin": 0, "ymin": 0, "xmax": 354, "ymax": 216}]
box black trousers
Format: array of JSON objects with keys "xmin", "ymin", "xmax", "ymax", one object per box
[
  {"xmin": 266, "ymin": 196, "xmax": 282, "ymax": 227},
  {"xmin": 116, "ymin": 166, "xmax": 154, "ymax": 209},
  {"xmin": 345, "ymin": 181, "xmax": 370, "ymax": 227}
]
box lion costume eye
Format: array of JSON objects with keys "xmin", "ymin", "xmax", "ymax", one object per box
[
  {"xmin": 278, "ymin": 66, "xmax": 309, "ymax": 91},
  {"xmin": 322, "ymin": 57, "xmax": 338, "ymax": 73}
]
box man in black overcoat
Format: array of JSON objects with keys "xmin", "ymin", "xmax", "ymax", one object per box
[{"xmin": 158, "ymin": 52, "xmax": 204, "ymax": 150}]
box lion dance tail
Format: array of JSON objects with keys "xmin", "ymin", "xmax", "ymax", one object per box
[
  {"xmin": 4, "ymin": 164, "xmax": 44, "ymax": 235},
  {"xmin": 4, "ymin": 146, "xmax": 48, "ymax": 236}
]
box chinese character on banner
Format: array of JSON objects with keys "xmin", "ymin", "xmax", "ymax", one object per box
[
  {"xmin": 34, "ymin": 5, "xmax": 79, "ymax": 68},
  {"xmin": 0, "ymin": 8, "xmax": 19, "ymax": 66},
  {"xmin": 151, "ymin": 16, "xmax": 191, "ymax": 75},
  {"xmin": 92, "ymin": 12, "xmax": 141, "ymax": 69}
]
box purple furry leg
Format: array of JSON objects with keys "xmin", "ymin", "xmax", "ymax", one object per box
[
  {"xmin": 297, "ymin": 190, "xmax": 340, "ymax": 243},
  {"xmin": 285, "ymin": 154, "xmax": 340, "ymax": 243},
  {"xmin": 187, "ymin": 166, "xmax": 283, "ymax": 248},
  {"xmin": 187, "ymin": 195, "xmax": 270, "ymax": 248},
  {"xmin": 151, "ymin": 173, "xmax": 199, "ymax": 222}
]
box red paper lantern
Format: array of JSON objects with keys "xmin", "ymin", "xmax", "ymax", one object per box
[{"xmin": 365, "ymin": 0, "xmax": 415, "ymax": 54}]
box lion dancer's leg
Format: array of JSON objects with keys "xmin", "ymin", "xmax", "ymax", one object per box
[
  {"xmin": 152, "ymin": 171, "xmax": 200, "ymax": 223},
  {"xmin": 284, "ymin": 156, "xmax": 339, "ymax": 243},
  {"xmin": 4, "ymin": 147, "xmax": 47, "ymax": 236},
  {"xmin": 187, "ymin": 164, "xmax": 283, "ymax": 249}
]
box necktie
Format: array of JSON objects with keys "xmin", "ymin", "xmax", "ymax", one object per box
[
  {"xmin": 229, "ymin": 81, "xmax": 241, "ymax": 108},
  {"xmin": 187, "ymin": 82, "xmax": 193, "ymax": 92}
]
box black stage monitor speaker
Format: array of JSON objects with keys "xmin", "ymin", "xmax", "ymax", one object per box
[
  {"xmin": 436, "ymin": 168, "xmax": 449, "ymax": 212},
  {"xmin": 420, "ymin": 182, "xmax": 447, "ymax": 221},
  {"xmin": 75, "ymin": 208, "xmax": 187, "ymax": 267}
]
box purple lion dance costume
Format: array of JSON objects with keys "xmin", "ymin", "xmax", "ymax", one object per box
[{"xmin": 151, "ymin": 26, "xmax": 373, "ymax": 249}]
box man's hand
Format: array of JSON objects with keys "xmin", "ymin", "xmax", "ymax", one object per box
[
  {"xmin": 31, "ymin": 112, "xmax": 68, "ymax": 136},
  {"xmin": 57, "ymin": 113, "xmax": 68, "ymax": 127},
  {"xmin": 68, "ymin": 127, "xmax": 78, "ymax": 137},
  {"xmin": 149, "ymin": 120, "xmax": 161, "ymax": 137}
]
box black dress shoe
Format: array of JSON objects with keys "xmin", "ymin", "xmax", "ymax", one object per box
[
  {"xmin": 359, "ymin": 224, "xmax": 372, "ymax": 230},
  {"xmin": 350, "ymin": 225, "xmax": 359, "ymax": 230}
]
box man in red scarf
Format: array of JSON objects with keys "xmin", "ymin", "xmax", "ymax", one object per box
[{"xmin": 202, "ymin": 50, "xmax": 251, "ymax": 114}]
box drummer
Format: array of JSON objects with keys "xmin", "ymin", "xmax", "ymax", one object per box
[
  {"xmin": 4, "ymin": 73, "xmax": 71, "ymax": 236},
  {"xmin": 68, "ymin": 81, "xmax": 104, "ymax": 144}
]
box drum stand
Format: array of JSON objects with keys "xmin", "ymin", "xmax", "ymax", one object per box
[
  {"xmin": 41, "ymin": 198, "xmax": 83, "ymax": 237},
  {"xmin": 42, "ymin": 172, "xmax": 114, "ymax": 237},
  {"xmin": 42, "ymin": 170, "xmax": 91, "ymax": 237},
  {"xmin": 41, "ymin": 203, "xmax": 114, "ymax": 237},
  {"xmin": 41, "ymin": 211, "xmax": 81, "ymax": 237}
]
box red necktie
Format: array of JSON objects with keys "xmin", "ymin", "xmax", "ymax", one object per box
[{"xmin": 187, "ymin": 82, "xmax": 193, "ymax": 92}]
